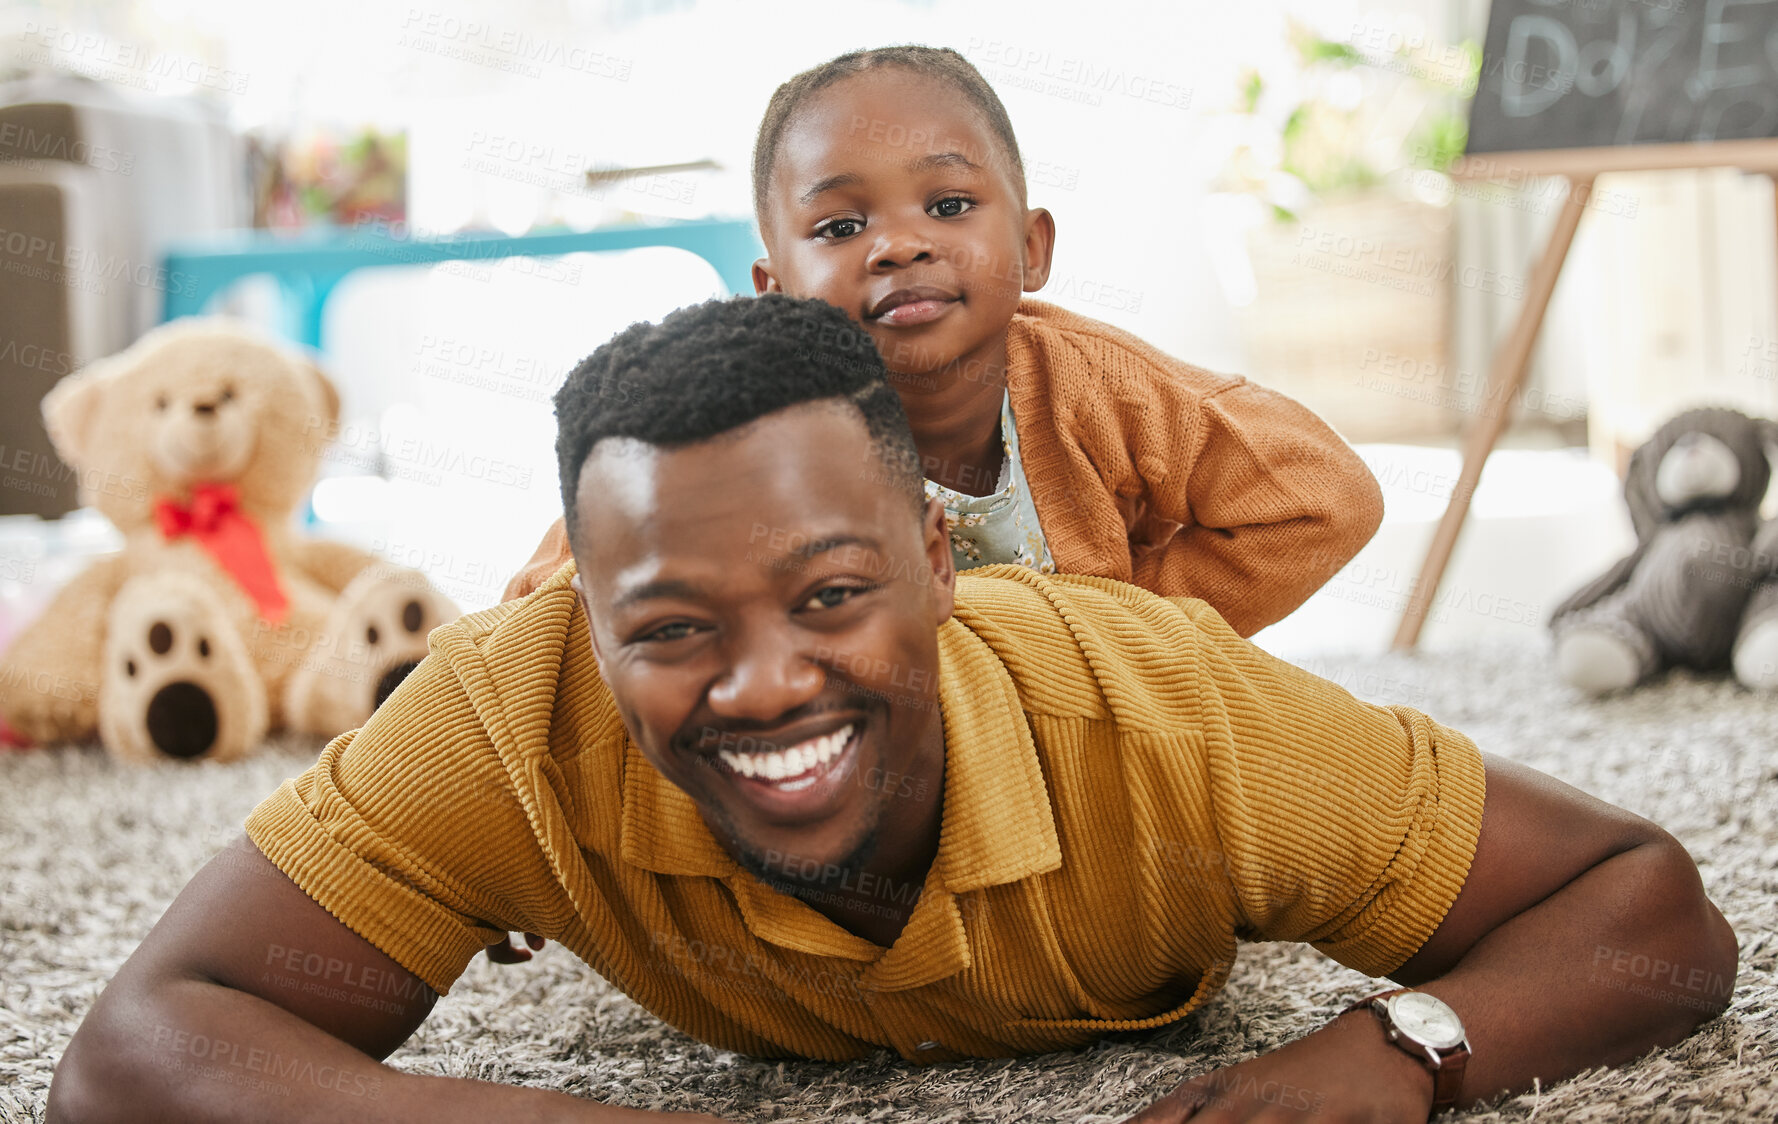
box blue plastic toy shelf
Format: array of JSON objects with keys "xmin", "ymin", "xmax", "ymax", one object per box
[{"xmin": 159, "ymin": 218, "xmax": 763, "ymax": 348}]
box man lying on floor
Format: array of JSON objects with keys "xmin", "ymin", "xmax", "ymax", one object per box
[{"xmin": 48, "ymin": 295, "xmax": 1736, "ymax": 1124}]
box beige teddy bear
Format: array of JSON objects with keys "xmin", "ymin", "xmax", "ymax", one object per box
[{"xmin": 0, "ymin": 318, "xmax": 459, "ymax": 763}]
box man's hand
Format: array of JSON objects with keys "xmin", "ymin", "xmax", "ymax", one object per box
[
  {"xmin": 1123, "ymin": 1011, "xmax": 1433, "ymax": 1122},
  {"xmin": 485, "ymin": 932, "xmax": 548, "ymax": 963}
]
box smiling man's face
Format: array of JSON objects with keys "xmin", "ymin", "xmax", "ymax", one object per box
[{"xmin": 572, "ymin": 400, "xmax": 955, "ymax": 881}]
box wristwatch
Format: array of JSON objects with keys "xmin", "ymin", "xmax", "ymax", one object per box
[{"xmin": 1345, "ymin": 987, "xmax": 1471, "ymax": 1115}]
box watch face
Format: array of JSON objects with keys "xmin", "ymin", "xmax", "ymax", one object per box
[{"xmin": 1387, "ymin": 992, "xmax": 1466, "ymax": 1050}]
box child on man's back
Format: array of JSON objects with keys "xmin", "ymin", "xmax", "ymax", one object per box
[{"xmin": 503, "ymin": 45, "xmax": 1381, "ymax": 638}]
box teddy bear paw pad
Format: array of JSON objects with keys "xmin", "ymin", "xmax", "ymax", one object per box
[
  {"xmin": 283, "ymin": 566, "xmax": 460, "ymax": 736},
  {"xmin": 100, "ymin": 572, "xmax": 268, "ymax": 765}
]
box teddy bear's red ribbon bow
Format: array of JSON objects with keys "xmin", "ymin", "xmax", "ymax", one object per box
[{"xmin": 153, "ymin": 482, "xmax": 289, "ymax": 622}]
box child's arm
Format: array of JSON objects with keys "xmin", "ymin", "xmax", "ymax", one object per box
[
  {"xmin": 502, "ymin": 517, "xmax": 574, "ymax": 601},
  {"xmin": 1126, "ymin": 380, "xmax": 1382, "ymax": 636}
]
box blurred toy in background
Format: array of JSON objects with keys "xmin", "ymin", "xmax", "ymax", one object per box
[
  {"xmin": 0, "ymin": 512, "xmax": 120, "ymax": 750},
  {"xmin": 0, "ymin": 319, "xmax": 457, "ymax": 763},
  {"xmin": 1551, "ymin": 407, "xmax": 1778, "ymax": 694},
  {"xmin": 249, "ymin": 126, "xmax": 406, "ymax": 228},
  {"xmin": 1732, "ymin": 514, "xmax": 1778, "ymax": 690}
]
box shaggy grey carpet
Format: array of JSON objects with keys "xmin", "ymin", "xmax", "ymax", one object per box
[{"xmin": 3, "ymin": 642, "xmax": 1775, "ymax": 1122}]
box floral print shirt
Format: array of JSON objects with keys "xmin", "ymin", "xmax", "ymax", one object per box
[{"xmin": 923, "ymin": 391, "xmax": 1056, "ymax": 576}]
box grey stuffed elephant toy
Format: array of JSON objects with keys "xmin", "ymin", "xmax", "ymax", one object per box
[{"xmin": 1551, "ymin": 407, "xmax": 1778, "ymax": 694}]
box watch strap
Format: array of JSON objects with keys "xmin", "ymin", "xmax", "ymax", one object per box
[
  {"xmin": 1345, "ymin": 988, "xmax": 1470, "ymax": 1115},
  {"xmin": 1428, "ymin": 1042, "xmax": 1468, "ymax": 1113}
]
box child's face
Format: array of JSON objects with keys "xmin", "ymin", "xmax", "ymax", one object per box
[{"xmin": 754, "ymin": 69, "xmax": 1054, "ymax": 384}]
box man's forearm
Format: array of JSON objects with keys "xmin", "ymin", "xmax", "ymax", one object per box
[
  {"xmin": 1412, "ymin": 836, "xmax": 1737, "ymax": 1108},
  {"xmin": 48, "ymin": 976, "xmax": 654, "ymax": 1124}
]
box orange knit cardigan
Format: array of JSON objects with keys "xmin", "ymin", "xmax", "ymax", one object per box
[{"xmin": 501, "ymin": 300, "xmax": 1382, "ymax": 636}]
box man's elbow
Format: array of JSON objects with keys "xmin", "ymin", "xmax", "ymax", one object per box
[
  {"xmin": 46, "ymin": 992, "xmax": 160, "ymax": 1124},
  {"xmin": 45, "ymin": 1027, "xmax": 108, "ymax": 1124},
  {"xmin": 1625, "ymin": 833, "xmax": 1739, "ymax": 1030},
  {"xmin": 1674, "ymin": 842, "xmax": 1738, "ymax": 1022}
]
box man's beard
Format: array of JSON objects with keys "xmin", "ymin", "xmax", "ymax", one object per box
[{"xmin": 728, "ymin": 816, "xmax": 883, "ymax": 901}]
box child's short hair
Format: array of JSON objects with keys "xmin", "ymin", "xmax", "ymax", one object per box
[
  {"xmin": 553, "ymin": 294, "xmax": 927, "ymax": 547},
  {"xmin": 751, "ymin": 45, "xmax": 1025, "ymax": 226}
]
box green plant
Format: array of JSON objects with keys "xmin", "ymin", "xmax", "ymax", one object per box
[{"xmin": 1219, "ymin": 20, "xmax": 1479, "ymax": 222}]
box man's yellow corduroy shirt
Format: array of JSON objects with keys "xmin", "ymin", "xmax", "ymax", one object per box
[{"xmin": 246, "ymin": 563, "xmax": 1485, "ymax": 1063}]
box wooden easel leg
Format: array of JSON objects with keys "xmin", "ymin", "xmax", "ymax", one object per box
[{"xmin": 1391, "ymin": 175, "xmax": 1596, "ymax": 650}]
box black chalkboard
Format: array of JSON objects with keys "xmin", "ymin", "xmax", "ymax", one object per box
[{"xmin": 1469, "ymin": 0, "xmax": 1778, "ymax": 154}]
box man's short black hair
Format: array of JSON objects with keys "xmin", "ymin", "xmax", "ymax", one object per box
[
  {"xmin": 554, "ymin": 294, "xmax": 926, "ymax": 550},
  {"xmin": 752, "ymin": 45, "xmax": 1025, "ymax": 229}
]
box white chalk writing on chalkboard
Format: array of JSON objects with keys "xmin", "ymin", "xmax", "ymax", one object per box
[
  {"xmin": 1470, "ymin": 0, "xmax": 1778, "ymax": 153},
  {"xmin": 1502, "ymin": 17, "xmax": 1577, "ymax": 117},
  {"xmin": 1617, "ymin": 17, "xmax": 1686, "ymax": 145}
]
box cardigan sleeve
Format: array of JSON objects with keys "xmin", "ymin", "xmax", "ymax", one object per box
[
  {"xmin": 502, "ymin": 516, "xmax": 574, "ymax": 601},
  {"xmin": 1126, "ymin": 377, "xmax": 1384, "ymax": 636}
]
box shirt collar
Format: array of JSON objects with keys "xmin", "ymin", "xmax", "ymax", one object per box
[{"xmin": 617, "ymin": 601, "xmax": 1063, "ymax": 924}]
